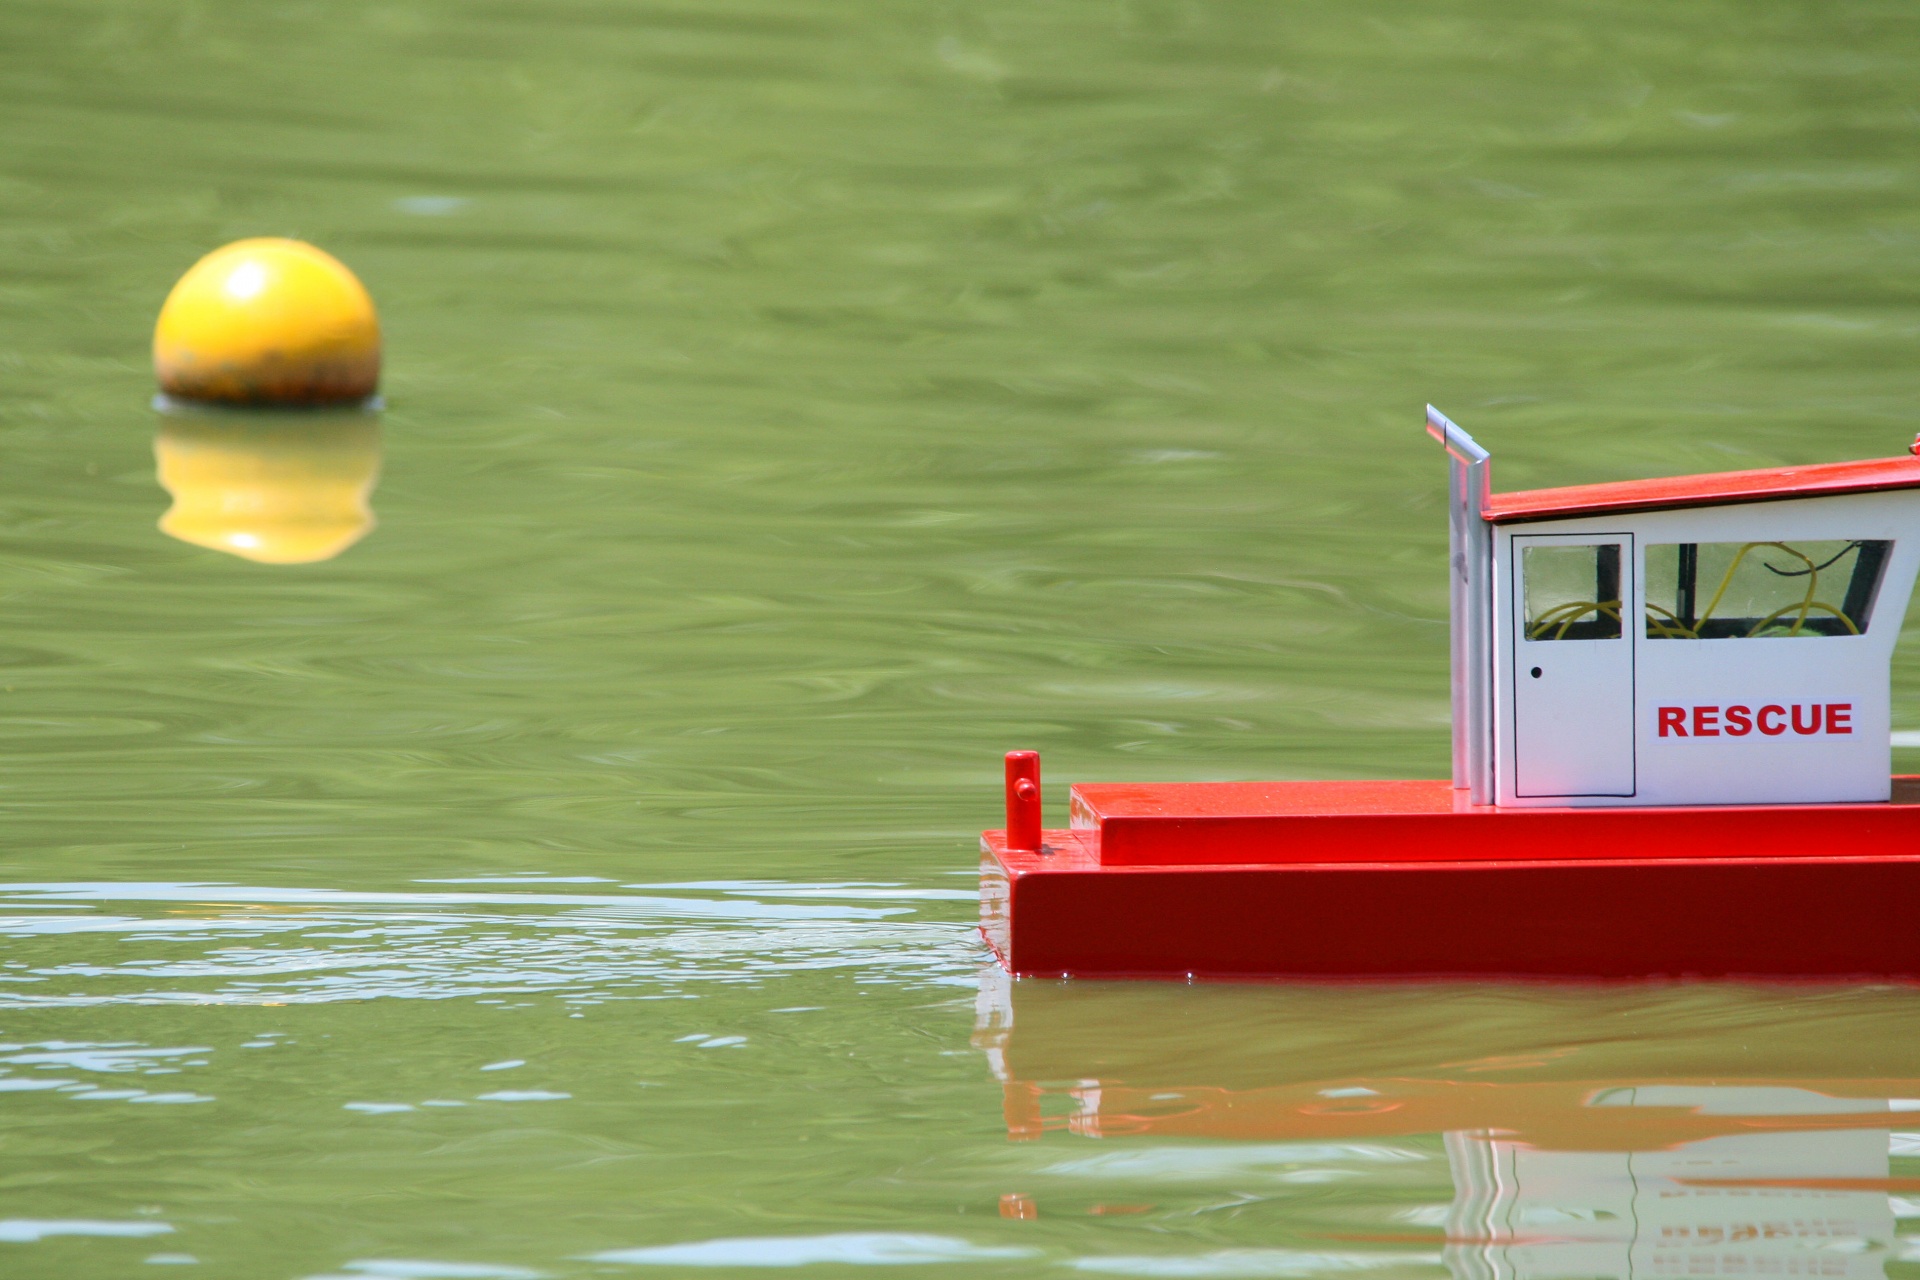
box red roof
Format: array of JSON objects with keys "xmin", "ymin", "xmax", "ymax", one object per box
[{"xmin": 1486, "ymin": 453, "xmax": 1920, "ymax": 524}]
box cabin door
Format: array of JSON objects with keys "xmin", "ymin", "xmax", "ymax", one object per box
[{"xmin": 1511, "ymin": 534, "xmax": 1636, "ymax": 798}]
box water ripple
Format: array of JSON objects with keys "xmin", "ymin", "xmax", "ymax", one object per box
[{"xmin": 0, "ymin": 881, "xmax": 980, "ymax": 1007}]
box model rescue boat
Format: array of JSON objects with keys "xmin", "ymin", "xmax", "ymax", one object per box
[{"xmin": 980, "ymin": 408, "xmax": 1920, "ymax": 979}]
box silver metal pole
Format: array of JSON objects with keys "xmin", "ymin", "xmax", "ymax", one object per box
[{"xmin": 1426, "ymin": 406, "xmax": 1493, "ymax": 804}]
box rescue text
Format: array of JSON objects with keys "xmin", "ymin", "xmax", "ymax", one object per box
[{"xmin": 1656, "ymin": 703, "xmax": 1853, "ymax": 737}]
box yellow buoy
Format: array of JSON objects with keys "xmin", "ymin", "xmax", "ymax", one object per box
[
  {"xmin": 153, "ymin": 238, "xmax": 381, "ymax": 407},
  {"xmin": 154, "ymin": 415, "xmax": 382, "ymax": 564}
]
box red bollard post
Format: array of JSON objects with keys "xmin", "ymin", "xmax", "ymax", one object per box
[{"xmin": 1005, "ymin": 750, "xmax": 1042, "ymax": 852}]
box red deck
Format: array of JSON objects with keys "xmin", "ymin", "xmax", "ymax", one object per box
[
  {"xmin": 1070, "ymin": 777, "xmax": 1920, "ymax": 866},
  {"xmin": 981, "ymin": 777, "xmax": 1920, "ymax": 980}
]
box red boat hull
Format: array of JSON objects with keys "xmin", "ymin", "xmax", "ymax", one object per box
[{"xmin": 980, "ymin": 777, "xmax": 1920, "ymax": 980}]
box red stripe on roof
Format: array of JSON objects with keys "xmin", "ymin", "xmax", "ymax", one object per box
[{"xmin": 1485, "ymin": 454, "xmax": 1920, "ymax": 523}]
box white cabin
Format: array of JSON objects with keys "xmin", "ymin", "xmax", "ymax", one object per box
[{"xmin": 1430, "ymin": 407, "xmax": 1920, "ymax": 808}]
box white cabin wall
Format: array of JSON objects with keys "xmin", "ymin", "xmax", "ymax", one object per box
[{"xmin": 1488, "ymin": 491, "xmax": 1920, "ymax": 808}]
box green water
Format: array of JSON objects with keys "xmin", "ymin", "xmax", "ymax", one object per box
[{"xmin": 4, "ymin": 0, "xmax": 1920, "ymax": 1275}]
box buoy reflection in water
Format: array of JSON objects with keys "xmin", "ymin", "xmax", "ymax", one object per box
[{"xmin": 153, "ymin": 413, "xmax": 381, "ymax": 564}]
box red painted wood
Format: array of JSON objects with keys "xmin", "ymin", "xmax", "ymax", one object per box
[
  {"xmin": 980, "ymin": 834, "xmax": 1920, "ymax": 979},
  {"xmin": 1070, "ymin": 778, "xmax": 1920, "ymax": 866},
  {"xmin": 1485, "ymin": 453, "xmax": 1920, "ymax": 524},
  {"xmin": 1004, "ymin": 751, "xmax": 1042, "ymax": 852}
]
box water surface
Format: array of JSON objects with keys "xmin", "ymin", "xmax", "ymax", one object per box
[{"xmin": 3, "ymin": 0, "xmax": 1920, "ymax": 1275}]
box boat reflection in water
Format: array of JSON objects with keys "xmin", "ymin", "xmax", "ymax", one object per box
[
  {"xmin": 153, "ymin": 411, "xmax": 381, "ymax": 564},
  {"xmin": 976, "ymin": 974, "xmax": 1920, "ymax": 1279}
]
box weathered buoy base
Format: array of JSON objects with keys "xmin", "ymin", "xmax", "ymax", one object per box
[
  {"xmin": 982, "ymin": 776, "xmax": 1920, "ymax": 980},
  {"xmin": 155, "ymin": 364, "xmax": 380, "ymax": 408}
]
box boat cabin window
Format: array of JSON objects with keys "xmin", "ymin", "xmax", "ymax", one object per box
[
  {"xmin": 1523, "ymin": 543, "xmax": 1622, "ymax": 640},
  {"xmin": 1645, "ymin": 540, "xmax": 1889, "ymax": 639}
]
